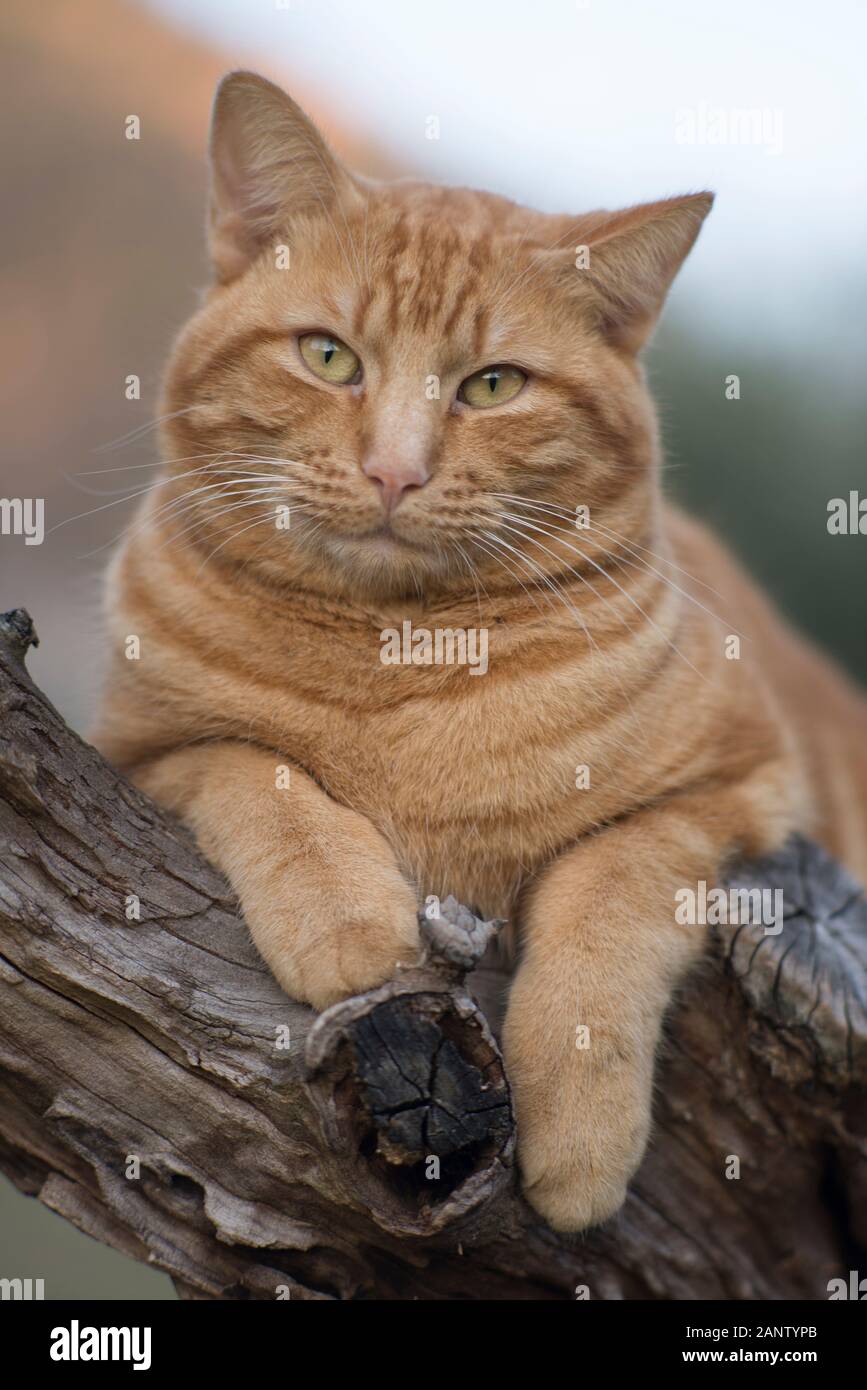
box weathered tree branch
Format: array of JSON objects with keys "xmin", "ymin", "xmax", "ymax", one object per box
[{"xmin": 0, "ymin": 607, "xmax": 865, "ymax": 1299}]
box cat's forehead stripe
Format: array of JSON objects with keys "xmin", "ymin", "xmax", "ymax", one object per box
[{"xmin": 344, "ymin": 225, "xmax": 498, "ymax": 357}]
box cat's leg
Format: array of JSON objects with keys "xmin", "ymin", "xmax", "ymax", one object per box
[
  {"xmin": 136, "ymin": 742, "xmax": 420, "ymax": 1010},
  {"xmin": 502, "ymin": 780, "xmax": 791, "ymax": 1232}
]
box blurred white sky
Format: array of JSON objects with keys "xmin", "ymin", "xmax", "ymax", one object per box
[{"xmin": 143, "ymin": 0, "xmax": 866, "ymax": 367}]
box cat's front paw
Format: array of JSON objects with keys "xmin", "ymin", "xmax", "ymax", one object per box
[
  {"xmin": 305, "ymin": 881, "xmax": 422, "ymax": 1011},
  {"xmin": 257, "ymin": 851, "xmax": 422, "ymax": 1012},
  {"xmin": 520, "ymin": 1145, "xmax": 631, "ymax": 1233},
  {"xmin": 504, "ymin": 1000, "xmax": 651, "ymax": 1232},
  {"xmin": 517, "ymin": 1106, "xmax": 647, "ymax": 1233}
]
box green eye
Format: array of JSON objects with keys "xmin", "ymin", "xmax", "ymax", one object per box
[
  {"xmin": 459, "ymin": 364, "xmax": 526, "ymax": 409},
  {"xmin": 298, "ymin": 332, "xmax": 360, "ymax": 385}
]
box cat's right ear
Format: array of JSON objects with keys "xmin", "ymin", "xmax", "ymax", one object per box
[{"xmin": 207, "ymin": 71, "xmax": 354, "ymax": 284}]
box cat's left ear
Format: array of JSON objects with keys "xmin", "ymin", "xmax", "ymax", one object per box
[
  {"xmin": 571, "ymin": 192, "xmax": 714, "ymax": 352},
  {"xmin": 207, "ymin": 70, "xmax": 357, "ymax": 283}
]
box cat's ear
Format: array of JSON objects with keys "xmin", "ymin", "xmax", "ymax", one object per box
[
  {"xmin": 207, "ymin": 71, "xmax": 355, "ymax": 283},
  {"xmin": 575, "ymin": 193, "xmax": 714, "ymax": 351}
]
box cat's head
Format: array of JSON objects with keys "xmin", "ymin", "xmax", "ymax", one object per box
[{"xmin": 159, "ymin": 71, "xmax": 712, "ymax": 602}]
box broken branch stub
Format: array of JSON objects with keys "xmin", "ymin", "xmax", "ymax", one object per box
[{"xmin": 305, "ymin": 898, "xmax": 514, "ymax": 1235}]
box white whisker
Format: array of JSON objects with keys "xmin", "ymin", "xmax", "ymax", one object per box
[
  {"xmin": 492, "ymin": 493, "xmax": 743, "ymax": 640},
  {"xmin": 493, "ymin": 510, "xmax": 706, "ymax": 679}
]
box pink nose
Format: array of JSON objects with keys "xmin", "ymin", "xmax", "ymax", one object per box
[{"xmin": 362, "ymin": 458, "xmax": 430, "ymax": 515}]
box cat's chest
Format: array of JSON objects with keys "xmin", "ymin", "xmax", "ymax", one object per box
[{"xmin": 264, "ymin": 626, "xmax": 633, "ymax": 908}]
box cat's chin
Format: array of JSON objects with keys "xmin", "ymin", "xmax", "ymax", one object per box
[{"xmin": 304, "ymin": 526, "xmax": 454, "ymax": 600}]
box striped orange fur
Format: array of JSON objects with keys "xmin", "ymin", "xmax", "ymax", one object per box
[{"xmin": 94, "ymin": 73, "xmax": 867, "ymax": 1232}]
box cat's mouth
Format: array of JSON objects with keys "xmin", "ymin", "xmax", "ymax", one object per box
[
  {"xmin": 340, "ymin": 521, "xmax": 421, "ymax": 550},
  {"xmin": 313, "ymin": 518, "xmax": 452, "ymax": 590},
  {"xmin": 294, "ymin": 507, "xmax": 453, "ymax": 592}
]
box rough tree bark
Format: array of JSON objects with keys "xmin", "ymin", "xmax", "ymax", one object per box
[{"xmin": 0, "ymin": 606, "xmax": 865, "ymax": 1300}]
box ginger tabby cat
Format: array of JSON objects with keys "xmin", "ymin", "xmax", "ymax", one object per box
[{"xmin": 93, "ymin": 72, "xmax": 867, "ymax": 1232}]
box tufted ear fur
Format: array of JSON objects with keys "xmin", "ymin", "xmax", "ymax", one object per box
[
  {"xmin": 207, "ymin": 70, "xmax": 356, "ymax": 284},
  {"xmin": 546, "ymin": 192, "xmax": 714, "ymax": 351}
]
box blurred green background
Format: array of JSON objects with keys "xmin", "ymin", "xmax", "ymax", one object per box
[
  {"xmin": 652, "ymin": 324, "xmax": 867, "ymax": 688},
  {"xmin": 0, "ymin": 0, "xmax": 864, "ymax": 1300}
]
